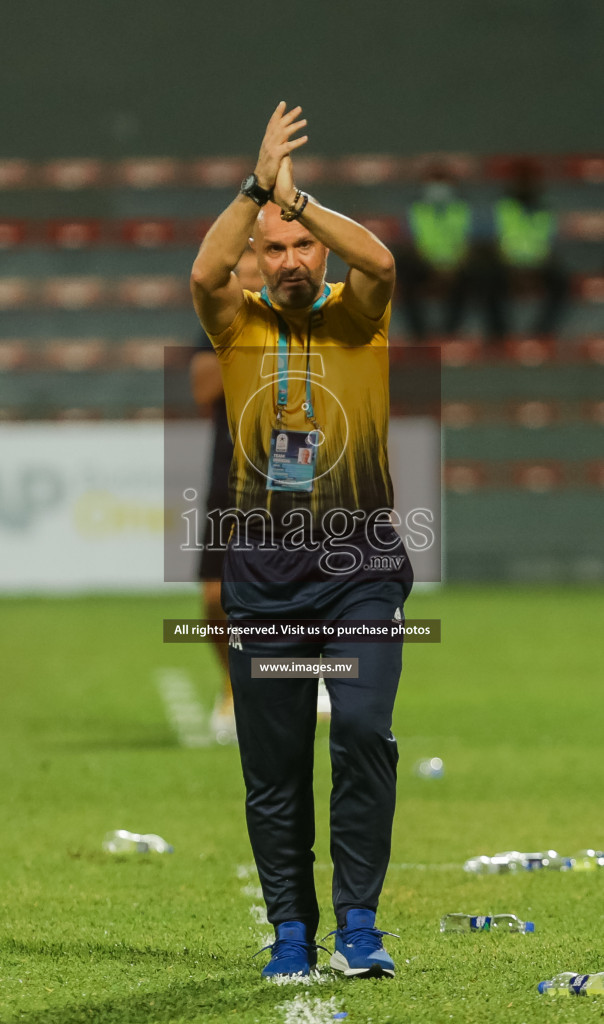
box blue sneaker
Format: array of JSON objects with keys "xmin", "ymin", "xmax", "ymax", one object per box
[
  {"xmin": 256, "ymin": 921, "xmax": 317, "ymax": 980},
  {"xmin": 328, "ymin": 909, "xmax": 398, "ymax": 978}
]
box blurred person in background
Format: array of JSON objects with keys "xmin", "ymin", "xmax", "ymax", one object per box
[
  {"xmin": 482, "ymin": 158, "xmax": 569, "ymax": 340},
  {"xmin": 395, "ymin": 162, "xmax": 477, "ymax": 340},
  {"xmin": 190, "ymin": 249, "xmax": 263, "ymax": 744}
]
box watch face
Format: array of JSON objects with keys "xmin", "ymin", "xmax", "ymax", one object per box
[{"xmin": 241, "ymin": 174, "xmax": 256, "ymax": 193}]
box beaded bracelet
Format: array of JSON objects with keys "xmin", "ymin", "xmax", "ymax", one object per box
[{"xmin": 280, "ymin": 190, "xmax": 309, "ymax": 222}]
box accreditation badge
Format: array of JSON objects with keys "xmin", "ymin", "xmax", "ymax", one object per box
[{"xmin": 266, "ymin": 429, "xmax": 319, "ymax": 492}]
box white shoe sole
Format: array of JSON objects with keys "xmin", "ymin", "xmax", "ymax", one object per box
[{"xmin": 330, "ymin": 951, "xmax": 394, "ymax": 977}]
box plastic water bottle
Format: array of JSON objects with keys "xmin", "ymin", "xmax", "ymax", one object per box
[
  {"xmin": 463, "ymin": 855, "xmax": 492, "ymax": 874},
  {"xmin": 464, "ymin": 849, "xmax": 575, "ymax": 873},
  {"xmin": 523, "ymin": 850, "xmax": 573, "ymax": 871},
  {"xmin": 440, "ymin": 913, "xmax": 534, "ymax": 934},
  {"xmin": 102, "ymin": 830, "xmax": 174, "ymax": 854},
  {"xmin": 490, "ymin": 851, "xmax": 527, "ymax": 872},
  {"xmin": 571, "ymin": 849, "xmax": 604, "ymax": 871},
  {"xmin": 463, "ymin": 851, "xmax": 525, "ymax": 874},
  {"xmin": 489, "ymin": 913, "xmax": 534, "ymax": 933},
  {"xmin": 538, "ymin": 972, "xmax": 604, "ymax": 996},
  {"xmin": 414, "ymin": 757, "xmax": 445, "ymax": 779},
  {"xmin": 440, "ymin": 914, "xmax": 490, "ymax": 933}
]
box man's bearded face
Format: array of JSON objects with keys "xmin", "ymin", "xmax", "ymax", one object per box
[{"xmin": 252, "ymin": 204, "xmax": 328, "ymax": 309}]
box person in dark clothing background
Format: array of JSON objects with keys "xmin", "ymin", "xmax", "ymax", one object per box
[
  {"xmin": 190, "ymin": 250, "xmax": 263, "ymax": 744},
  {"xmin": 482, "ymin": 158, "xmax": 569, "ymax": 341},
  {"xmin": 396, "ymin": 162, "xmax": 476, "ymax": 340}
]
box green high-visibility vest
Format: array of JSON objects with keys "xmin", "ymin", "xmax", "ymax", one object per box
[
  {"xmin": 409, "ymin": 201, "xmax": 471, "ymax": 269},
  {"xmin": 495, "ymin": 198, "xmax": 555, "ymax": 267}
]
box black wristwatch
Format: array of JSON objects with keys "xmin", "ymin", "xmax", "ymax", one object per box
[{"xmin": 240, "ymin": 173, "xmax": 272, "ymax": 207}]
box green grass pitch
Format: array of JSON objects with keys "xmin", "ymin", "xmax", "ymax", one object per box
[{"xmin": 1, "ymin": 584, "xmax": 603, "ymax": 1023}]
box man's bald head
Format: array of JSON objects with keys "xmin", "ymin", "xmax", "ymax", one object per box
[
  {"xmin": 250, "ymin": 202, "xmax": 284, "ymax": 244},
  {"xmin": 250, "ymin": 202, "xmax": 328, "ymax": 309}
]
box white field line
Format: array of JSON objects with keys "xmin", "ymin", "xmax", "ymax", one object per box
[
  {"xmin": 236, "ymin": 864, "xmax": 269, "ymax": 929},
  {"xmin": 312, "ymin": 861, "xmax": 460, "ymax": 872},
  {"xmin": 236, "ymin": 863, "xmax": 256, "ymax": 880},
  {"xmin": 155, "ymin": 668, "xmax": 212, "ymax": 748},
  {"xmin": 241, "ymin": 883, "xmax": 264, "ymax": 899},
  {"xmin": 280, "ymin": 994, "xmax": 343, "ymax": 1022},
  {"xmin": 250, "ymin": 903, "xmax": 269, "ymax": 924},
  {"xmin": 389, "ymin": 862, "xmax": 461, "ymax": 871},
  {"xmin": 234, "ymin": 863, "xmax": 334, "ymax": 1019},
  {"xmin": 271, "ymin": 974, "xmax": 332, "ymax": 988},
  {"xmin": 236, "ymin": 864, "xmax": 271, "ymax": 981}
]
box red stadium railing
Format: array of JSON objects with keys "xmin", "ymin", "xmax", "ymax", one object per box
[
  {"xmin": 1, "ymin": 213, "xmax": 604, "ymax": 247},
  {"xmin": 0, "ymin": 274, "xmax": 601, "ymax": 309},
  {"xmin": 1, "ymin": 154, "xmax": 603, "ymax": 189},
  {"xmin": 1, "ymin": 335, "xmax": 603, "ymax": 373}
]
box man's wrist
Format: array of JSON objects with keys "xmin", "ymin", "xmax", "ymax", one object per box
[
  {"xmin": 276, "ymin": 187, "xmax": 298, "ymax": 211},
  {"xmin": 241, "ymin": 172, "xmax": 273, "ymax": 207},
  {"xmin": 253, "ymin": 166, "xmax": 273, "ymax": 192},
  {"xmin": 279, "ymin": 189, "xmax": 310, "ymax": 222}
]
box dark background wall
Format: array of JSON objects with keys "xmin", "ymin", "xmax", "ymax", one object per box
[{"xmin": 4, "ymin": 0, "xmax": 603, "ymax": 159}]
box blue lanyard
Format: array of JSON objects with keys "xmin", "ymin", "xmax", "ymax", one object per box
[{"xmin": 261, "ymin": 284, "xmax": 331, "ymax": 424}]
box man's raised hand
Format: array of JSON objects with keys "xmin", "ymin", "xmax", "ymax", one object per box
[
  {"xmin": 273, "ymin": 155, "xmax": 298, "ymax": 211},
  {"xmin": 254, "ymin": 102, "xmax": 308, "ymax": 192}
]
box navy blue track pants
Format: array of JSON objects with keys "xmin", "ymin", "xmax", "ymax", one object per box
[{"xmin": 224, "ymin": 576, "xmax": 406, "ymax": 938}]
